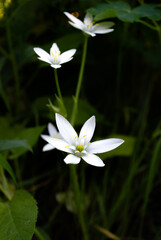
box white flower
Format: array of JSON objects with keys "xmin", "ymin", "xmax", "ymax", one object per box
[
  {"xmin": 64, "ymin": 12, "xmax": 114, "ymax": 37},
  {"xmin": 34, "ymin": 43, "xmax": 76, "ymax": 69},
  {"xmin": 41, "ymin": 114, "xmax": 124, "ymax": 167},
  {"xmin": 42, "ymin": 123, "xmax": 62, "ymax": 151}
]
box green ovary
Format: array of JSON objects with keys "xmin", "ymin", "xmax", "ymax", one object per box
[{"xmin": 76, "ymin": 144, "xmax": 84, "ymax": 152}]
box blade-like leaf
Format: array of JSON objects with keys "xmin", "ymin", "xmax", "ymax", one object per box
[
  {"xmin": 0, "ymin": 154, "xmax": 17, "ymax": 185},
  {"xmin": 0, "ymin": 139, "xmax": 32, "ymax": 152}
]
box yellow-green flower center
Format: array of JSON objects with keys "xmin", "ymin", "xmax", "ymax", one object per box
[
  {"xmin": 51, "ymin": 50, "xmax": 61, "ymax": 61},
  {"xmin": 76, "ymin": 144, "xmax": 84, "ymax": 152}
]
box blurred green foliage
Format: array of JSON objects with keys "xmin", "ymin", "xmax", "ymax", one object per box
[{"xmin": 0, "ymin": 0, "xmax": 161, "ymax": 239}]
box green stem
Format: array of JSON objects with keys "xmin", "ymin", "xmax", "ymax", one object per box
[
  {"xmin": 71, "ymin": 35, "xmax": 88, "ymax": 125},
  {"xmin": 6, "ymin": 20, "xmax": 20, "ymax": 104},
  {"xmin": 138, "ymin": 20, "xmax": 157, "ymax": 31},
  {"xmin": 54, "ymin": 69, "xmax": 63, "ymax": 102},
  {"xmin": 70, "ymin": 165, "xmax": 89, "ymax": 240},
  {"xmin": 69, "ymin": 35, "xmax": 89, "ymax": 240},
  {"xmin": 0, "ymin": 45, "xmax": 11, "ymax": 59},
  {"xmin": 14, "ymin": 158, "xmax": 23, "ymax": 188},
  {"xmin": 34, "ymin": 227, "xmax": 46, "ymax": 240},
  {"xmin": 152, "ymin": 20, "xmax": 161, "ymax": 43}
]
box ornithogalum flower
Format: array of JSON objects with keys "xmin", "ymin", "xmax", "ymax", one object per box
[
  {"xmin": 42, "ymin": 123, "xmax": 62, "ymax": 151},
  {"xmin": 41, "ymin": 114, "xmax": 124, "ymax": 167},
  {"xmin": 34, "ymin": 43, "xmax": 76, "ymax": 68},
  {"xmin": 64, "ymin": 12, "xmax": 114, "ymax": 37}
]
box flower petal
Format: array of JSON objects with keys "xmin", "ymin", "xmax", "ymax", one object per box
[
  {"xmin": 34, "ymin": 47, "xmax": 51, "ymax": 64},
  {"xmin": 42, "ymin": 143, "xmax": 55, "ymax": 152},
  {"xmin": 56, "ymin": 113, "xmax": 78, "ymax": 145},
  {"xmin": 87, "ymin": 138, "xmax": 124, "ymax": 154},
  {"xmin": 48, "ymin": 123, "xmax": 57, "ymax": 136},
  {"xmin": 41, "ymin": 135, "xmax": 72, "ymax": 153},
  {"xmin": 64, "ymin": 154, "xmax": 81, "ymax": 164},
  {"xmin": 93, "ymin": 22, "xmax": 114, "ymax": 34},
  {"xmin": 50, "ymin": 43, "xmax": 60, "ymax": 54},
  {"xmin": 50, "ymin": 64, "xmax": 61, "ymax": 69},
  {"xmin": 83, "ymin": 12, "xmax": 93, "ymax": 25},
  {"xmin": 59, "ymin": 49, "xmax": 76, "ymax": 64},
  {"xmin": 82, "ymin": 153, "xmax": 105, "ymax": 167},
  {"xmin": 83, "ymin": 30, "xmax": 96, "ymax": 37},
  {"xmin": 79, "ymin": 116, "xmax": 95, "ymax": 145},
  {"xmin": 64, "ymin": 12, "xmax": 85, "ymax": 29},
  {"xmin": 68, "ymin": 21, "xmax": 85, "ymax": 31}
]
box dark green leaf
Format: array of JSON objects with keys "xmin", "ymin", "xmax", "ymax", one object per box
[
  {"xmin": 94, "ymin": 9, "xmax": 117, "ymax": 21},
  {"xmin": 10, "ymin": 126, "xmax": 45, "ymax": 158},
  {"xmin": 133, "ymin": 4, "xmax": 161, "ymax": 21},
  {"xmin": 0, "ymin": 139, "xmax": 32, "ymax": 152},
  {"xmin": 0, "ymin": 154, "xmax": 17, "ymax": 185},
  {"xmin": 0, "ymin": 190, "xmax": 38, "ymax": 240}
]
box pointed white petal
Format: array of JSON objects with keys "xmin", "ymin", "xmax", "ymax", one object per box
[
  {"xmin": 83, "ymin": 30, "xmax": 96, "ymax": 37},
  {"xmin": 34, "ymin": 47, "xmax": 51, "ymax": 64},
  {"xmin": 94, "ymin": 28, "xmax": 114, "ymax": 34},
  {"xmin": 48, "ymin": 123, "xmax": 57, "ymax": 136},
  {"xmin": 93, "ymin": 22, "xmax": 114, "ymax": 34},
  {"xmin": 79, "ymin": 116, "xmax": 95, "ymax": 145},
  {"xmin": 87, "ymin": 138, "xmax": 124, "ymax": 154},
  {"xmin": 50, "ymin": 43, "xmax": 60, "ymax": 54},
  {"xmin": 82, "ymin": 153, "xmax": 105, "ymax": 167},
  {"xmin": 41, "ymin": 135, "xmax": 72, "ymax": 153},
  {"xmin": 84, "ymin": 12, "xmax": 93, "ymax": 25},
  {"xmin": 59, "ymin": 49, "xmax": 76, "ymax": 64},
  {"xmin": 56, "ymin": 114, "xmax": 78, "ymax": 145},
  {"xmin": 43, "ymin": 143, "xmax": 55, "ymax": 151},
  {"xmin": 64, "ymin": 12, "xmax": 85, "ymax": 29},
  {"xmin": 68, "ymin": 21, "xmax": 85, "ymax": 31},
  {"xmin": 64, "ymin": 154, "xmax": 81, "ymax": 164},
  {"xmin": 50, "ymin": 64, "xmax": 61, "ymax": 69}
]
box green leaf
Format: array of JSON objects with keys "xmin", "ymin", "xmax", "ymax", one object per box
[
  {"xmin": 133, "ymin": 4, "xmax": 161, "ymax": 21},
  {"xmin": 0, "ymin": 139, "xmax": 32, "ymax": 152},
  {"xmin": 94, "ymin": 9, "xmax": 117, "ymax": 21},
  {"xmin": 10, "ymin": 126, "xmax": 45, "ymax": 159},
  {"xmin": 88, "ymin": 1, "xmax": 140, "ymax": 22},
  {"xmin": 0, "ymin": 190, "xmax": 38, "ymax": 240},
  {"xmin": 0, "ymin": 154, "xmax": 17, "ymax": 185},
  {"xmin": 100, "ymin": 135, "xmax": 135, "ymax": 160}
]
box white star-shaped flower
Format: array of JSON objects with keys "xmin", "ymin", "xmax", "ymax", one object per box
[
  {"xmin": 34, "ymin": 43, "xmax": 76, "ymax": 68},
  {"xmin": 42, "ymin": 123, "xmax": 62, "ymax": 151},
  {"xmin": 41, "ymin": 114, "xmax": 124, "ymax": 167},
  {"xmin": 64, "ymin": 12, "xmax": 114, "ymax": 37}
]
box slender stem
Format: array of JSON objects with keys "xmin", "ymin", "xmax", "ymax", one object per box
[
  {"xmin": 69, "ymin": 35, "xmax": 89, "ymax": 240},
  {"xmin": 137, "ymin": 20, "xmax": 157, "ymax": 31},
  {"xmin": 34, "ymin": 227, "xmax": 46, "ymax": 240},
  {"xmin": 14, "ymin": 158, "xmax": 23, "ymax": 188},
  {"xmin": 0, "ymin": 45, "xmax": 11, "ymax": 59},
  {"xmin": 71, "ymin": 35, "xmax": 88, "ymax": 125},
  {"xmin": 70, "ymin": 165, "xmax": 89, "ymax": 240},
  {"xmin": 152, "ymin": 20, "xmax": 161, "ymax": 43},
  {"xmin": 6, "ymin": 20, "xmax": 20, "ymax": 104},
  {"xmin": 54, "ymin": 69, "xmax": 63, "ymax": 102}
]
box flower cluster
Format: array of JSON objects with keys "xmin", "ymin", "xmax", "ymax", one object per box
[
  {"xmin": 41, "ymin": 114, "xmax": 124, "ymax": 167},
  {"xmin": 34, "ymin": 12, "xmax": 114, "ymax": 68}
]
